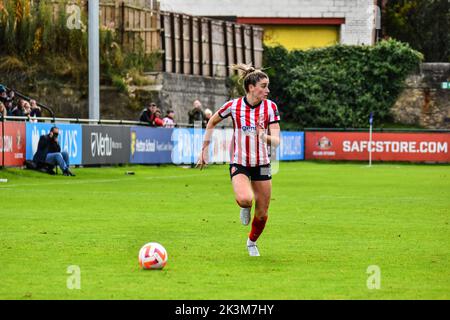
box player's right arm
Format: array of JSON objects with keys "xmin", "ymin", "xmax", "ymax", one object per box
[{"xmin": 196, "ymin": 111, "xmax": 223, "ymax": 170}]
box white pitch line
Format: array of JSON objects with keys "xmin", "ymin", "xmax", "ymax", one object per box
[{"xmin": 0, "ymin": 172, "xmax": 220, "ymax": 189}]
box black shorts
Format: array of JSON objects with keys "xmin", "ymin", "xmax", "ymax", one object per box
[{"xmin": 229, "ymin": 164, "xmax": 272, "ymax": 181}]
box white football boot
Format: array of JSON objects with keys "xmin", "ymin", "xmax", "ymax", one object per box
[{"xmin": 247, "ymin": 238, "xmax": 260, "ymax": 257}]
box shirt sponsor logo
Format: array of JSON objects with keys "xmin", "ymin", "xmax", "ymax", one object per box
[{"xmin": 241, "ymin": 126, "xmax": 256, "ymax": 136}]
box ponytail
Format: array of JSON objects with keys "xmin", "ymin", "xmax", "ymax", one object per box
[{"xmin": 230, "ymin": 63, "xmax": 268, "ymax": 93}]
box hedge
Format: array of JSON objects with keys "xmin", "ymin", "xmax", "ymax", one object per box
[{"xmin": 263, "ymin": 39, "xmax": 423, "ymax": 128}]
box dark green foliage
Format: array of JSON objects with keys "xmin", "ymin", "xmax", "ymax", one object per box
[
  {"xmin": 383, "ymin": 0, "xmax": 450, "ymax": 62},
  {"xmin": 263, "ymin": 40, "xmax": 423, "ymax": 128}
]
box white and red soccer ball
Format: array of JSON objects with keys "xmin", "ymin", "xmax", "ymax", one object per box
[{"xmin": 139, "ymin": 242, "xmax": 168, "ymax": 270}]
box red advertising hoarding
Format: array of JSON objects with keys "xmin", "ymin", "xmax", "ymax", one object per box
[
  {"xmin": 0, "ymin": 121, "xmax": 26, "ymax": 166},
  {"xmin": 305, "ymin": 131, "xmax": 450, "ymax": 163}
]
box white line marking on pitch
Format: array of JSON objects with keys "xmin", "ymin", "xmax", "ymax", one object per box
[{"xmin": 0, "ymin": 172, "xmax": 219, "ymax": 189}]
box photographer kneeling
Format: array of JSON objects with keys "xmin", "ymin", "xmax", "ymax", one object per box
[{"xmin": 33, "ymin": 127, "xmax": 75, "ymax": 176}]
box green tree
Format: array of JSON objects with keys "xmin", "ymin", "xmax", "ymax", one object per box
[{"xmin": 383, "ymin": 0, "xmax": 450, "ymax": 62}]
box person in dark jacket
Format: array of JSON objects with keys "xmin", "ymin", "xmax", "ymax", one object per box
[
  {"xmin": 33, "ymin": 127, "xmax": 75, "ymax": 176},
  {"xmin": 188, "ymin": 100, "xmax": 205, "ymax": 126},
  {"xmin": 139, "ymin": 102, "xmax": 157, "ymax": 126}
]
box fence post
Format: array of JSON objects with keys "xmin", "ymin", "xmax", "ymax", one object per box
[
  {"xmin": 198, "ymin": 18, "xmax": 203, "ymax": 76},
  {"xmin": 190, "ymin": 16, "xmax": 194, "ymax": 75},
  {"xmin": 179, "ymin": 14, "xmax": 184, "ymax": 74},
  {"xmin": 208, "ymin": 20, "xmax": 213, "ymax": 77},
  {"xmin": 160, "ymin": 12, "xmax": 166, "ymax": 72},
  {"xmin": 240, "ymin": 25, "xmax": 246, "ymax": 64},
  {"xmin": 223, "ymin": 22, "xmax": 230, "ymax": 77},
  {"xmin": 120, "ymin": 1, "xmax": 125, "ymax": 47},
  {"xmin": 232, "ymin": 23, "xmax": 238, "ymax": 74},
  {"xmin": 170, "ymin": 12, "xmax": 176, "ymax": 73},
  {"xmin": 250, "ymin": 26, "xmax": 256, "ymax": 66}
]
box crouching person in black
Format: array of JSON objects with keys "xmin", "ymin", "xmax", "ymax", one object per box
[{"xmin": 33, "ymin": 127, "xmax": 75, "ymax": 176}]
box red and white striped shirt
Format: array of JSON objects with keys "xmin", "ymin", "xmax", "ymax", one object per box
[{"xmin": 218, "ymin": 97, "xmax": 280, "ymax": 167}]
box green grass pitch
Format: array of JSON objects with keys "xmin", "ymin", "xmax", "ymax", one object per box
[{"xmin": 0, "ymin": 162, "xmax": 449, "ymax": 299}]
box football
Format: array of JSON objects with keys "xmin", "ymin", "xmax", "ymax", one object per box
[{"xmin": 139, "ymin": 242, "xmax": 168, "ymax": 270}]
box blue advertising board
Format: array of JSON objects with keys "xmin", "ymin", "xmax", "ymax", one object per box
[
  {"xmin": 170, "ymin": 128, "xmax": 231, "ymax": 165},
  {"xmin": 130, "ymin": 127, "xmax": 174, "ymax": 164},
  {"xmin": 130, "ymin": 127, "xmax": 173, "ymax": 164},
  {"xmin": 26, "ymin": 122, "xmax": 83, "ymax": 165},
  {"xmin": 279, "ymin": 131, "xmax": 305, "ymax": 161},
  {"xmin": 171, "ymin": 128, "xmax": 203, "ymax": 165},
  {"xmin": 171, "ymin": 128, "xmax": 303, "ymax": 164}
]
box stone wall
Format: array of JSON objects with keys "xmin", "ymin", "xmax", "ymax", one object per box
[
  {"xmin": 156, "ymin": 73, "xmax": 229, "ymax": 124},
  {"xmin": 3, "ymin": 81, "xmax": 152, "ymax": 121},
  {"xmin": 2, "ymin": 72, "xmax": 230, "ymax": 125},
  {"xmin": 391, "ymin": 63, "xmax": 450, "ymax": 129}
]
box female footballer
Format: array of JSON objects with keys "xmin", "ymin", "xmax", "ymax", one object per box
[{"xmin": 196, "ymin": 63, "xmax": 280, "ymax": 256}]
